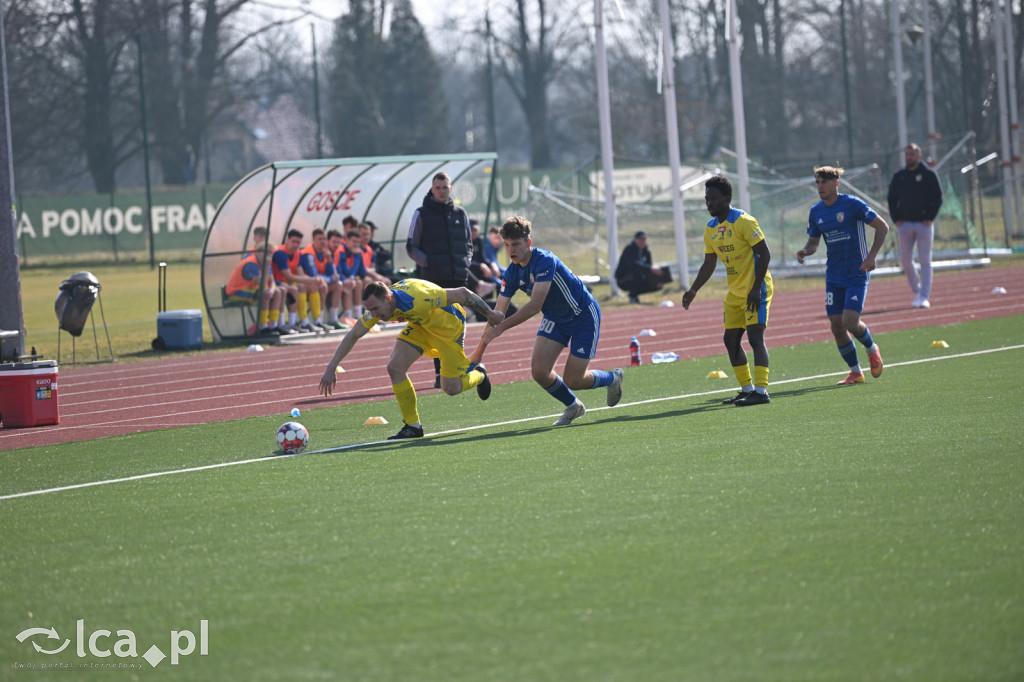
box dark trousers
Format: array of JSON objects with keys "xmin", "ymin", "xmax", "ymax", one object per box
[{"xmin": 617, "ymin": 268, "xmax": 672, "ymax": 298}]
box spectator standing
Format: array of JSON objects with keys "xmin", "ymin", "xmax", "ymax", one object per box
[
  {"xmin": 406, "ymin": 171, "xmax": 473, "ymax": 387},
  {"xmin": 615, "ymin": 231, "xmax": 672, "ymax": 303},
  {"xmin": 887, "ymin": 143, "xmax": 943, "ymax": 309}
]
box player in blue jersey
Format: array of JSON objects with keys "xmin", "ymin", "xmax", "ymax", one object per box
[
  {"xmin": 480, "ymin": 216, "xmax": 624, "ymax": 426},
  {"xmin": 797, "ymin": 166, "xmax": 889, "ymax": 385}
]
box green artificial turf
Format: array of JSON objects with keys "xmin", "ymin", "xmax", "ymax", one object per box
[{"xmin": 2, "ymin": 316, "xmax": 1022, "ymax": 680}]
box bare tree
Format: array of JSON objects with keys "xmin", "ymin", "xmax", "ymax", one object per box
[
  {"xmin": 490, "ymin": 0, "xmax": 589, "ymax": 169},
  {"xmin": 131, "ymin": 0, "xmax": 303, "ymax": 185},
  {"xmin": 70, "ymin": 0, "xmax": 134, "ymax": 193},
  {"xmin": 4, "ymin": 0, "xmax": 90, "ymax": 189},
  {"xmin": 326, "ymin": 0, "xmax": 447, "ymax": 157}
]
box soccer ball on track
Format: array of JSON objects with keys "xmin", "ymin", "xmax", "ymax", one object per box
[{"xmin": 276, "ymin": 421, "xmax": 309, "ymax": 454}]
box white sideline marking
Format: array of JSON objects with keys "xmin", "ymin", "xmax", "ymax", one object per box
[{"xmin": 3, "ymin": 344, "xmax": 1022, "ymax": 502}]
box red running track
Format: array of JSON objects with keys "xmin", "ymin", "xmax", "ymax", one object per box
[{"xmin": 3, "ymin": 264, "xmax": 1022, "ymax": 450}]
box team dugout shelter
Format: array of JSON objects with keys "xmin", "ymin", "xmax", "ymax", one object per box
[{"xmin": 201, "ymin": 153, "xmax": 498, "ymax": 341}]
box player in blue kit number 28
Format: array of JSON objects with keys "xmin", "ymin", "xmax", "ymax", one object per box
[
  {"xmin": 798, "ymin": 166, "xmax": 890, "ymax": 385},
  {"xmin": 480, "ymin": 216, "xmax": 624, "ymax": 426}
]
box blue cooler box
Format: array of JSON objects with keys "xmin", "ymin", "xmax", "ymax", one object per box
[{"xmin": 157, "ymin": 310, "xmax": 203, "ymax": 350}]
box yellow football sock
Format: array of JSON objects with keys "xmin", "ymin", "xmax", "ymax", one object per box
[
  {"xmin": 732, "ymin": 363, "xmax": 752, "ymax": 388},
  {"xmin": 392, "ymin": 378, "xmax": 420, "ymax": 426},
  {"xmin": 754, "ymin": 365, "xmax": 769, "ymax": 389},
  {"xmin": 460, "ymin": 369, "xmax": 484, "ymax": 394},
  {"xmin": 309, "ymin": 291, "xmax": 322, "ymax": 319},
  {"xmin": 297, "ymin": 292, "xmax": 308, "ymax": 320},
  {"xmin": 269, "ymin": 309, "xmax": 280, "ymax": 324},
  {"xmin": 259, "ymin": 308, "xmax": 270, "ymax": 325}
]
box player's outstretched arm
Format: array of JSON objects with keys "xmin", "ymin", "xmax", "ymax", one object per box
[
  {"xmin": 446, "ymin": 287, "xmax": 504, "ymax": 326},
  {"xmin": 482, "ymin": 282, "xmax": 548, "ymax": 343},
  {"xmin": 319, "ymin": 323, "xmax": 370, "ymax": 396}
]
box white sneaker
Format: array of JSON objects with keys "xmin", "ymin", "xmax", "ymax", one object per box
[
  {"xmin": 911, "ymin": 293, "xmax": 922, "ymax": 308},
  {"xmin": 607, "ymin": 368, "xmax": 624, "ymax": 407},
  {"xmin": 919, "ymin": 297, "xmax": 931, "ymax": 309},
  {"xmin": 553, "ymin": 400, "xmax": 585, "ymax": 426}
]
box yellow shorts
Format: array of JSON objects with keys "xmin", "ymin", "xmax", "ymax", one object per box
[
  {"xmin": 225, "ymin": 286, "xmax": 258, "ymax": 303},
  {"xmin": 396, "ymin": 324, "xmax": 471, "ymax": 378},
  {"xmin": 722, "ymin": 279, "xmax": 773, "ymax": 330}
]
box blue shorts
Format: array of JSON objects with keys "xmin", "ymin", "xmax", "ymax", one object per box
[
  {"xmin": 536, "ymin": 301, "xmax": 601, "ymax": 360},
  {"xmin": 825, "ymin": 281, "xmax": 869, "ymax": 316}
]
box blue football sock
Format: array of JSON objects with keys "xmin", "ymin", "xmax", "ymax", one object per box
[
  {"xmin": 837, "ymin": 341, "xmax": 860, "ymax": 370},
  {"xmin": 545, "ymin": 375, "xmax": 578, "ymax": 407},
  {"xmin": 854, "ymin": 327, "xmax": 874, "ymax": 350},
  {"xmin": 589, "ymin": 370, "xmax": 614, "ymax": 388}
]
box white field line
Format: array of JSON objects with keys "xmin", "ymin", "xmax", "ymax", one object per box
[{"xmin": 2, "ymin": 343, "xmax": 1022, "ymax": 502}]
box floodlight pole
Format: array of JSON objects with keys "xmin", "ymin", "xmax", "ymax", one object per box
[
  {"xmin": 0, "ymin": 7, "xmax": 26, "ymax": 357},
  {"xmin": 484, "ymin": 12, "xmax": 499, "ymax": 232},
  {"xmin": 726, "ymin": 0, "xmax": 750, "ymax": 212},
  {"xmin": 594, "ymin": 0, "xmax": 619, "ymax": 293},
  {"xmin": 992, "ymin": 0, "xmax": 1015, "ymax": 243},
  {"xmin": 922, "ymin": 0, "xmax": 938, "ymax": 162},
  {"xmin": 136, "ymin": 35, "xmax": 156, "ymax": 269},
  {"xmin": 312, "ymin": 23, "xmax": 323, "ymax": 160},
  {"xmin": 890, "ymin": 0, "xmax": 909, "ymax": 162},
  {"xmin": 999, "ymin": 0, "xmax": 1022, "ymax": 235},
  {"xmin": 658, "ymin": 0, "xmax": 688, "ymax": 286},
  {"xmin": 840, "ymin": 0, "xmax": 855, "ymax": 164}
]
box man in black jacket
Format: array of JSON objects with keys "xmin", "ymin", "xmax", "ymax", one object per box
[
  {"xmin": 407, "ymin": 172, "xmax": 474, "ymax": 387},
  {"xmin": 887, "ymin": 143, "xmax": 943, "ymax": 309},
  {"xmin": 615, "ymin": 231, "xmax": 672, "ymax": 303}
]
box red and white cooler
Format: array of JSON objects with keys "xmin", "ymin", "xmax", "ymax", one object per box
[{"xmin": 0, "ymin": 361, "xmax": 60, "ymax": 428}]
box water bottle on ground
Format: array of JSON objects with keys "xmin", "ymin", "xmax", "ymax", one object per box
[{"xmin": 651, "ymin": 352, "xmax": 679, "ymax": 364}]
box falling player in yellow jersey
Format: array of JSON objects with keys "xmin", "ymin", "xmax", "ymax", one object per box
[
  {"xmin": 318, "ymin": 279, "xmax": 504, "ymax": 439},
  {"xmin": 682, "ymin": 175, "xmax": 773, "ymax": 406}
]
